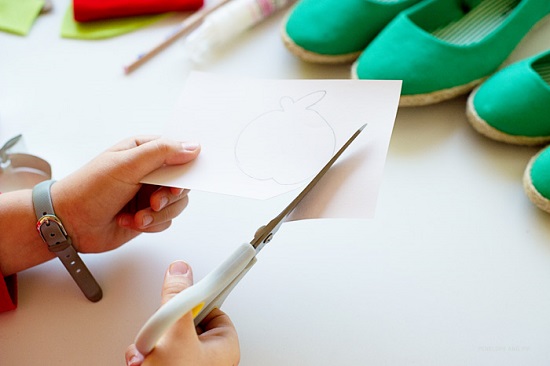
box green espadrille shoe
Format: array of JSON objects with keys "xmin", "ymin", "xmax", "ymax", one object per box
[
  {"xmin": 524, "ymin": 145, "xmax": 550, "ymax": 213},
  {"xmin": 282, "ymin": 0, "xmax": 422, "ymax": 64},
  {"xmin": 352, "ymin": 0, "xmax": 550, "ymax": 106},
  {"xmin": 467, "ymin": 50, "xmax": 550, "ymax": 145}
]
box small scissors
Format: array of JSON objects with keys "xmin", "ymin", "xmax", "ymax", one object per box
[{"xmin": 135, "ymin": 123, "xmax": 366, "ymax": 355}]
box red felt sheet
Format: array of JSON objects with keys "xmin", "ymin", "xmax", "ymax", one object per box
[{"xmin": 73, "ymin": 0, "xmax": 204, "ymax": 22}]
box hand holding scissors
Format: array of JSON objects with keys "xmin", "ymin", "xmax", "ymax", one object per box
[{"xmin": 135, "ymin": 124, "xmax": 367, "ymax": 355}]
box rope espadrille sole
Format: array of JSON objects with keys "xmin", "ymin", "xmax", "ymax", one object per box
[
  {"xmin": 466, "ymin": 87, "xmax": 550, "ymax": 146},
  {"xmin": 398, "ymin": 78, "xmax": 485, "ymax": 106},
  {"xmin": 350, "ymin": 61, "xmax": 485, "ymax": 106},
  {"xmin": 280, "ymin": 12, "xmax": 362, "ymax": 64},
  {"xmin": 281, "ymin": 26, "xmax": 362, "ymax": 64},
  {"xmin": 523, "ymin": 153, "xmax": 550, "ymax": 213}
]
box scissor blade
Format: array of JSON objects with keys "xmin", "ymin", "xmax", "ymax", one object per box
[
  {"xmin": 251, "ymin": 123, "xmax": 367, "ymax": 249},
  {"xmin": 0, "ymin": 134, "xmax": 23, "ymax": 165}
]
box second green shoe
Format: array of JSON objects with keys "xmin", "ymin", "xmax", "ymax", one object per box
[
  {"xmin": 281, "ymin": 0, "xmax": 422, "ymax": 64},
  {"xmin": 467, "ymin": 50, "xmax": 550, "ymax": 145},
  {"xmin": 524, "ymin": 145, "xmax": 550, "ymax": 213},
  {"xmin": 352, "ymin": 0, "xmax": 550, "ymax": 106}
]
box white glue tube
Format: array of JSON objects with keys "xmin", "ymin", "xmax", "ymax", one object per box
[{"xmin": 184, "ymin": 0, "xmax": 295, "ymax": 62}]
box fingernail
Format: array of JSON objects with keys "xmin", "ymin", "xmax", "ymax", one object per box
[
  {"xmin": 159, "ymin": 196, "xmax": 169, "ymax": 210},
  {"xmin": 169, "ymin": 261, "xmax": 190, "ymax": 276},
  {"xmin": 182, "ymin": 141, "xmax": 200, "ymax": 152},
  {"xmin": 142, "ymin": 215, "xmax": 153, "ymax": 227},
  {"xmin": 127, "ymin": 355, "xmax": 143, "ymax": 366},
  {"xmin": 171, "ymin": 187, "xmax": 185, "ymax": 196}
]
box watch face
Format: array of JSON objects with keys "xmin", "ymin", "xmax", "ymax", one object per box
[{"xmin": 0, "ymin": 153, "xmax": 51, "ymax": 192}]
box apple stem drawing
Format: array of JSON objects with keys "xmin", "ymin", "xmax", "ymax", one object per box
[{"xmin": 235, "ymin": 90, "xmax": 336, "ymax": 185}]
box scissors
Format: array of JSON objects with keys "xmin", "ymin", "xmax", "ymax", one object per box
[{"xmin": 135, "ymin": 123, "xmax": 366, "ymax": 355}]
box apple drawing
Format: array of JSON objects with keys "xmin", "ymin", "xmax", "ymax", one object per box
[{"xmin": 235, "ymin": 90, "xmax": 336, "ymax": 185}]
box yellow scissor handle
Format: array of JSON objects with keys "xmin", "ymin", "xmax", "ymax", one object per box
[{"xmin": 191, "ymin": 303, "xmax": 205, "ymax": 318}]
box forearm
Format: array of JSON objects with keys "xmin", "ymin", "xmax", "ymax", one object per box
[{"xmin": 0, "ymin": 189, "xmax": 55, "ymax": 276}]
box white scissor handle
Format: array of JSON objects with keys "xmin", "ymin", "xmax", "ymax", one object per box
[
  {"xmin": 135, "ymin": 243, "xmax": 256, "ymax": 355},
  {"xmin": 193, "ymin": 255, "xmax": 257, "ymax": 324}
]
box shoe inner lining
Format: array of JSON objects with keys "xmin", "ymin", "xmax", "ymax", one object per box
[
  {"xmin": 534, "ymin": 61, "xmax": 550, "ymax": 85},
  {"xmin": 432, "ymin": 0, "xmax": 518, "ymax": 45}
]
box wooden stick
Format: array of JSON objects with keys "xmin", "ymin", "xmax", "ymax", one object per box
[{"xmin": 123, "ymin": 0, "xmax": 233, "ymax": 75}]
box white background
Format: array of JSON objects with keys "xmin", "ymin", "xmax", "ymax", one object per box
[{"xmin": 1, "ymin": 1, "xmax": 550, "ymax": 365}]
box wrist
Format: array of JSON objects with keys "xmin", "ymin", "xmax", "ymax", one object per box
[
  {"xmin": 0, "ymin": 189, "xmax": 55, "ymax": 276},
  {"xmin": 49, "ymin": 179, "xmax": 80, "ymax": 251}
]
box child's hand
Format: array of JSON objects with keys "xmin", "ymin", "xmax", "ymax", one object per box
[
  {"xmin": 0, "ymin": 136, "xmax": 202, "ymax": 276},
  {"xmin": 125, "ymin": 261, "xmax": 240, "ymax": 366},
  {"xmin": 52, "ymin": 136, "xmax": 201, "ymax": 254}
]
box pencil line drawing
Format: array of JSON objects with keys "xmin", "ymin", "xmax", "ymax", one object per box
[{"xmin": 234, "ymin": 90, "xmax": 336, "ymax": 185}]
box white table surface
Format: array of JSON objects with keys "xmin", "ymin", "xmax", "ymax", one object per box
[{"xmin": 2, "ymin": 2, "xmax": 550, "ymax": 365}]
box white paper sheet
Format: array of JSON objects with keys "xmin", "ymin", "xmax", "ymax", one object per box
[{"xmin": 142, "ymin": 71, "xmax": 401, "ymax": 219}]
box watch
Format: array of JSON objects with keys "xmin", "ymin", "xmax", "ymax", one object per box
[{"xmin": 32, "ymin": 180, "xmax": 103, "ymax": 302}]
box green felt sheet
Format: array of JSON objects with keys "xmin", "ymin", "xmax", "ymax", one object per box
[{"xmin": 0, "ymin": 0, "xmax": 45, "ymax": 36}]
